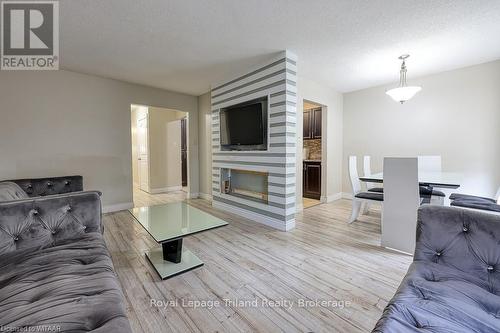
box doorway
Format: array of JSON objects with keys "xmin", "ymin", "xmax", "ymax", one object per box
[
  {"xmin": 130, "ymin": 104, "xmax": 189, "ymax": 203},
  {"xmin": 302, "ymin": 100, "xmax": 323, "ymax": 209}
]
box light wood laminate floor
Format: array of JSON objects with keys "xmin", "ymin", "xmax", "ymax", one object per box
[
  {"xmin": 302, "ymin": 197, "xmax": 321, "ymax": 209},
  {"xmin": 104, "ymin": 191, "xmax": 411, "ymax": 333}
]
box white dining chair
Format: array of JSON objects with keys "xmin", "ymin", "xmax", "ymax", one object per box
[
  {"xmin": 363, "ymin": 156, "xmax": 383, "ymax": 214},
  {"xmin": 363, "ymin": 156, "xmax": 374, "ymax": 190},
  {"xmin": 348, "ymin": 156, "xmax": 383, "ymax": 223},
  {"xmin": 417, "ymin": 155, "xmax": 445, "ymax": 205},
  {"xmin": 450, "ymin": 186, "xmax": 500, "ymax": 215},
  {"xmin": 450, "ymin": 186, "xmax": 500, "ymax": 205},
  {"xmin": 381, "ymin": 157, "xmax": 420, "ymax": 254},
  {"xmin": 363, "ymin": 156, "xmax": 384, "ymax": 193}
]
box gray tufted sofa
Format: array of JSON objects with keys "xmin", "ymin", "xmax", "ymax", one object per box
[
  {"xmin": 0, "ymin": 176, "xmax": 132, "ymax": 332},
  {"xmin": 9, "ymin": 175, "xmax": 84, "ymax": 197},
  {"xmin": 373, "ymin": 205, "xmax": 500, "ymax": 332}
]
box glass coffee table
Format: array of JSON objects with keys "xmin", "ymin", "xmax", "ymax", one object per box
[{"xmin": 129, "ymin": 202, "xmax": 228, "ymax": 280}]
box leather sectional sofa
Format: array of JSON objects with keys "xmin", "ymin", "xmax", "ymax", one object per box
[
  {"xmin": 374, "ymin": 205, "xmax": 500, "ymax": 332},
  {"xmin": 0, "ymin": 176, "xmax": 132, "ymax": 332}
]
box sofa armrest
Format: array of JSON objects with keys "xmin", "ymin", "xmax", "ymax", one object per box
[
  {"xmin": 414, "ymin": 205, "xmax": 500, "ymax": 281},
  {"xmin": 0, "ymin": 191, "xmax": 102, "ymax": 256},
  {"xmin": 3, "ymin": 175, "xmax": 83, "ymax": 197}
]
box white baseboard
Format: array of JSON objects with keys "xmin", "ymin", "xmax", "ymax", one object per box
[
  {"xmin": 341, "ymin": 192, "xmax": 353, "ymax": 200},
  {"xmin": 213, "ymin": 201, "xmax": 295, "ymax": 231},
  {"xmin": 198, "ymin": 192, "xmax": 213, "ymax": 201},
  {"xmin": 150, "ymin": 186, "xmax": 182, "ymax": 194},
  {"xmin": 383, "ymin": 246, "xmax": 413, "ymax": 256},
  {"xmin": 102, "ymin": 202, "xmax": 134, "ymax": 214},
  {"xmin": 296, "ymin": 202, "xmax": 303, "ymax": 212},
  {"xmin": 187, "ymin": 192, "xmax": 199, "ymax": 199},
  {"xmin": 322, "ymin": 193, "xmax": 343, "ymax": 203}
]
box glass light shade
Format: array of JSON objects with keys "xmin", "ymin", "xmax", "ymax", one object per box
[{"xmin": 386, "ymin": 86, "xmax": 422, "ymax": 103}]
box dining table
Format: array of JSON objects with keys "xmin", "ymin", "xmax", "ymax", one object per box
[
  {"xmin": 358, "ymin": 168, "xmax": 463, "ymax": 254},
  {"xmin": 360, "ymin": 171, "xmax": 463, "ymax": 189}
]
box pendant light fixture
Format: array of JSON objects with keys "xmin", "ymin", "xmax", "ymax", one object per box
[{"xmin": 386, "ymin": 55, "xmax": 421, "ymax": 103}]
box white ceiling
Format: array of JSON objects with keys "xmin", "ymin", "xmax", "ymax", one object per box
[{"xmin": 60, "ymin": 0, "xmax": 500, "ymax": 95}]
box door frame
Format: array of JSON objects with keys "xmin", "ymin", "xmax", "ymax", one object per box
[
  {"xmin": 302, "ymin": 99, "xmax": 325, "ymax": 203},
  {"xmin": 130, "ymin": 103, "xmax": 193, "ymax": 198},
  {"xmin": 134, "ymin": 106, "xmax": 151, "ymax": 193}
]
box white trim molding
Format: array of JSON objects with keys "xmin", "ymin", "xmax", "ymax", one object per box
[
  {"xmin": 213, "ymin": 201, "xmax": 295, "ymax": 231},
  {"xmin": 149, "ymin": 186, "xmax": 182, "ymax": 194},
  {"xmin": 341, "ymin": 192, "xmax": 353, "ymax": 200},
  {"xmin": 322, "ymin": 193, "xmax": 343, "ymax": 203},
  {"xmin": 102, "ymin": 202, "xmax": 134, "ymax": 214},
  {"xmin": 199, "ymin": 192, "xmax": 213, "ymax": 201}
]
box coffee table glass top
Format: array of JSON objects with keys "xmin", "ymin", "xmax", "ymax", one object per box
[{"xmin": 129, "ymin": 202, "xmax": 228, "ymax": 243}]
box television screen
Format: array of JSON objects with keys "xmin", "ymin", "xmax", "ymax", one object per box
[{"xmin": 220, "ymin": 98, "xmax": 267, "ymax": 150}]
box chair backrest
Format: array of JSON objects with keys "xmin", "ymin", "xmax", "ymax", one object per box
[
  {"xmin": 363, "ymin": 156, "xmax": 375, "ymax": 190},
  {"xmin": 348, "ymin": 156, "xmax": 362, "ymax": 195},
  {"xmin": 382, "ymin": 157, "xmax": 420, "ymax": 254},
  {"xmin": 417, "ymin": 155, "xmax": 442, "ymax": 173}
]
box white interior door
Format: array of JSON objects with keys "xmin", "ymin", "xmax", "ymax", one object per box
[
  {"xmin": 137, "ymin": 114, "xmax": 149, "ymax": 192},
  {"xmin": 166, "ymin": 120, "xmax": 182, "ymax": 188}
]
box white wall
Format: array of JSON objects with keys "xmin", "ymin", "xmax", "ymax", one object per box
[
  {"xmin": 0, "ymin": 69, "xmax": 199, "ymax": 212},
  {"xmin": 296, "ymin": 76, "xmax": 344, "ymax": 207},
  {"xmin": 198, "ymin": 92, "xmax": 213, "ymax": 199},
  {"xmin": 165, "ymin": 119, "xmax": 182, "ymax": 189},
  {"xmin": 343, "ymin": 60, "xmax": 500, "ymax": 198},
  {"xmin": 148, "ymin": 107, "xmax": 186, "ymax": 191}
]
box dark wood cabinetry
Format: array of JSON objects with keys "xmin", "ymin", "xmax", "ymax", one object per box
[
  {"xmin": 303, "ymin": 161, "xmax": 321, "ymax": 199},
  {"xmin": 312, "ymin": 108, "xmax": 321, "ymax": 139},
  {"xmin": 303, "ymin": 109, "xmax": 312, "ymax": 139},
  {"xmin": 303, "ymin": 108, "xmax": 322, "ymax": 140},
  {"xmin": 181, "ymin": 118, "xmax": 188, "ymax": 187}
]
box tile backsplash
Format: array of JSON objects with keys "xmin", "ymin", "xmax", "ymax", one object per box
[{"xmin": 303, "ymin": 139, "xmax": 322, "ymax": 160}]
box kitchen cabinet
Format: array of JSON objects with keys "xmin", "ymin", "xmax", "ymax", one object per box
[
  {"xmin": 303, "ymin": 161, "xmax": 321, "ymax": 199},
  {"xmin": 303, "ymin": 108, "xmax": 322, "ymax": 139},
  {"xmin": 303, "ymin": 109, "xmax": 312, "ymax": 139}
]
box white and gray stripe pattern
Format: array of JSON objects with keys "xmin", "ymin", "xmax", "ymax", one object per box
[{"xmin": 211, "ymin": 52, "xmax": 297, "ymax": 230}]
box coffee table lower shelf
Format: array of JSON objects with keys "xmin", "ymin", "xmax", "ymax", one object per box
[{"xmin": 145, "ymin": 247, "xmax": 204, "ymax": 280}]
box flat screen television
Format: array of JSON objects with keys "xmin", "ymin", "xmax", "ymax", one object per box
[{"xmin": 220, "ymin": 97, "xmax": 268, "ymax": 151}]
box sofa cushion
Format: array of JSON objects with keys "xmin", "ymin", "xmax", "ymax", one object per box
[
  {"xmin": 8, "ymin": 176, "xmax": 83, "ymax": 197},
  {"xmin": 373, "ymin": 261, "xmax": 500, "ymax": 333},
  {"xmin": 0, "ymin": 191, "xmax": 103, "ymax": 256},
  {"xmin": 0, "ymin": 182, "xmax": 28, "ymax": 202},
  {"xmin": 0, "ymin": 233, "xmax": 131, "ymax": 333},
  {"xmin": 374, "ymin": 206, "xmax": 500, "ymax": 332}
]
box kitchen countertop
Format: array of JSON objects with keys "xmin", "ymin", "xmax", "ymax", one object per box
[{"xmin": 303, "ymin": 159, "xmax": 322, "ymax": 163}]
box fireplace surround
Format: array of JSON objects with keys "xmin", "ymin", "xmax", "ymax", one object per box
[
  {"xmin": 210, "ymin": 51, "xmax": 297, "ymax": 231},
  {"xmin": 220, "ymin": 168, "xmax": 268, "ymax": 204}
]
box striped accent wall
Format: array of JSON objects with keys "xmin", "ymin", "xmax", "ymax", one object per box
[{"xmin": 211, "ymin": 51, "xmax": 297, "ymax": 231}]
